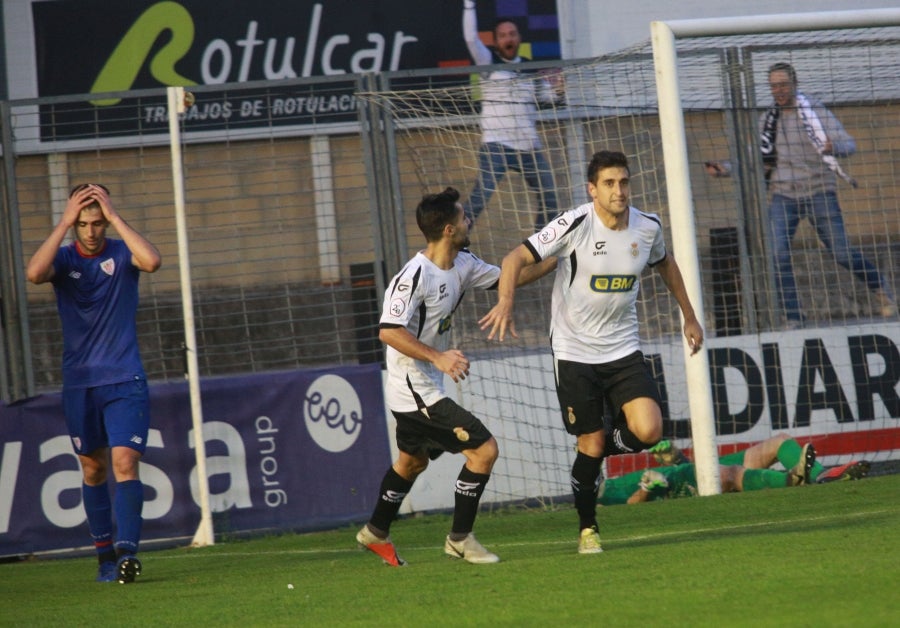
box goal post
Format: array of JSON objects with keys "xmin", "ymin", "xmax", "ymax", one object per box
[
  {"xmin": 651, "ymin": 8, "xmax": 900, "ymax": 497},
  {"xmin": 356, "ymin": 12, "xmax": 900, "ymax": 510},
  {"xmin": 650, "ymin": 22, "xmax": 719, "ymax": 496}
]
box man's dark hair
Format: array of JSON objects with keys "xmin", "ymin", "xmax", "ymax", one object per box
[
  {"xmin": 768, "ymin": 62, "xmax": 797, "ymax": 84},
  {"xmin": 69, "ymin": 183, "xmax": 111, "ymax": 213},
  {"xmin": 416, "ymin": 187, "xmax": 462, "ymax": 242},
  {"xmin": 492, "ymin": 17, "xmax": 520, "ymax": 37},
  {"xmin": 587, "ymin": 151, "xmax": 629, "ymax": 183},
  {"xmin": 68, "ymin": 182, "xmax": 110, "ymax": 198}
]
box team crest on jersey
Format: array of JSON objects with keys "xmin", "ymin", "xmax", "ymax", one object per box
[
  {"xmin": 538, "ymin": 226, "xmax": 557, "ymax": 244},
  {"xmin": 389, "ymin": 298, "xmax": 406, "ymax": 317},
  {"xmin": 567, "ymin": 406, "xmax": 576, "ymax": 425},
  {"xmin": 100, "ymin": 258, "xmax": 116, "ymax": 275},
  {"xmin": 630, "ymin": 242, "xmax": 639, "ymax": 258}
]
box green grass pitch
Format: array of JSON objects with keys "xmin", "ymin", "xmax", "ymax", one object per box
[{"xmin": 2, "ymin": 474, "xmax": 898, "ymax": 626}]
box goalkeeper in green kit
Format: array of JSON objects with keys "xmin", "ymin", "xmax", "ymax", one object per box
[{"xmin": 599, "ymin": 433, "xmax": 870, "ymax": 506}]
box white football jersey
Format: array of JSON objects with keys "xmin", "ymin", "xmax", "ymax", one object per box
[
  {"xmin": 526, "ymin": 203, "xmax": 667, "ymax": 364},
  {"xmin": 380, "ymin": 250, "xmax": 500, "ymax": 412}
]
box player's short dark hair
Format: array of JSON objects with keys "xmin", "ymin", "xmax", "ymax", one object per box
[
  {"xmin": 416, "ymin": 187, "xmax": 461, "ymax": 242},
  {"xmin": 493, "ymin": 17, "xmax": 520, "ymax": 37},
  {"xmin": 768, "ymin": 62, "xmax": 797, "ymax": 84},
  {"xmin": 69, "ymin": 183, "xmax": 110, "ymax": 213},
  {"xmin": 587, "ymin": 151, "xmax": 629, "ymax": 183},
  {"xmin": 68, "ymin": 182, "xmax": 110, "ymax": 198}
]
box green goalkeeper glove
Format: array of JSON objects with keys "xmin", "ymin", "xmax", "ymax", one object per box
[{"xmin": 639, "ymin": 470, "xmax": 669, "ymax": 492}]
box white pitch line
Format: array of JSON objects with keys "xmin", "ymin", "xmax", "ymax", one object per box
[{"xmin": 136, "ymin": 506, "xmax": 896, "ymax": 560}]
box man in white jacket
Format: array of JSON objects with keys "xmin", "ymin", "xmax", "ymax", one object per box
[{"xmin": 461, "ymin": 0, "xmax": 561, "ymax": 231}]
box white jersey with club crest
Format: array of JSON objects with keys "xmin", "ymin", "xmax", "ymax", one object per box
[
  {"xmin": 380, "ymin": 250, "xmax": 499, "ymax": 412},
  {"xmin": 525, "ymin": 203, "xmax": 667, "ymax": 364}
]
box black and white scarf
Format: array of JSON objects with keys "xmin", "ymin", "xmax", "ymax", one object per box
[
  {"xmin": 760, "ymin": 105, "xmax": 780, "ymax": 183},
  {"xmin": 760, "ymin": 93, "xmax": 857, "ymax": 188}
]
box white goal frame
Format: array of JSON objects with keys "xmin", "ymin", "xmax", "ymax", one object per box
[{"xmin": 651, "ymin": 8, "xmax": 900, "ymax": 496}]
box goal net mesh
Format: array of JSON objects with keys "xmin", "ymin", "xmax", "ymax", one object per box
[{"xmin": 358, "ymin": 24, "xmax": 900, "ymax": 504}]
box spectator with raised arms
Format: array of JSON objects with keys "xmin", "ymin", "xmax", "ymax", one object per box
[{"xmin": 461, "ymin": 0, "xmax": 562, "ymax": 231}]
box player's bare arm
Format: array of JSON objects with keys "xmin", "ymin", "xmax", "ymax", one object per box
[
  {"xmin": 380, "ymin": 326, "xmax": 471, "ymax": 383},
  {"xmin": 479, "ymin": 243, "xmax": 537, "ymax": 341},
  {"xmin": 654, "ymin": 253, "xmax": 704, "ymax": 354},
  {"xmin": 25, "ymin": 187, "xmax": 98, "ymax": 284},
  {"xmin": 626, "ymin": 488, "xmax": 652, "ymax": 505},
  {"xmin": 517, "ymin": 256, "xmax": 557, "ymax": 286}
]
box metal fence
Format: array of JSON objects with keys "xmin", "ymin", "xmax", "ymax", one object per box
[{"xmin": 2, "ymin": 31, "xmax": 899, "ymax": 404}]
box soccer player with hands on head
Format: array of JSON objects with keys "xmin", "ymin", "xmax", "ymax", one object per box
[{"xmin": 27, "ymin": 183, "xmax": 161, "ymax": 584}]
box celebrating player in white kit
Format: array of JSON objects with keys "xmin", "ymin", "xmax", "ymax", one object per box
[
  {"xmin": 356, "ymin": 187, "xmax": 554, "ymax": 566},
  {"xmin": 480, "ymin": 151, "xmax": 704, "ymax": 554}
]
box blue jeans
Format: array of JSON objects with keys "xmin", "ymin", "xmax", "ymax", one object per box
[
  {"xmin": 769, "ymin": 191, "xmax": 887, "ymax": 321},
  {"xmin": 464, "ymin": 142, "xmax": 558, "ymax": 231}
]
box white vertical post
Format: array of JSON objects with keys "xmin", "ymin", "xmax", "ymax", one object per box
[
  {"xmin": 47, "ymin": 154, "xmax": 69, "ymax": 244},
  {"xmin": 650, "ymin": 22, "xmax": 720, "ymax": 496},
  {"xmin": 167, "ymin": 86, "xmax": 214, "ymax": 546},
  {"xmin": 311, "ymin": 135, "xmax": 341, "ymax": 285}
]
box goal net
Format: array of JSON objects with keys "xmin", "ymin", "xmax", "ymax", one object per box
[{"xmin": 357, "ymin": 13, "xmax": 900, "ymax": 507}]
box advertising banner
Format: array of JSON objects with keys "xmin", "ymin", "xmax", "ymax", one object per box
[
  {"xmin": 0, "ymin": 364, "xmax": 390, "ymax": 556},
  {"xmin": 607, "ymin": 324, "xmax": 900, "ymax": 476},
  {"xmin": 20, "ymin": 0, "xmax": 561, "ymax": 139}
]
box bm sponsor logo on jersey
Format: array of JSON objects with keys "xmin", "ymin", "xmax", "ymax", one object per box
[{"xmin": 590, "ymin": 275, "xmax": 636, "ymax": 292}]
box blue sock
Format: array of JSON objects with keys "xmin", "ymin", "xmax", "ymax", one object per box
[
  {"xmin": 114, "ymin": 480, "xmax": 144, "ymax": 556},
  {"xmin": 83, "ymin": 483, "xmax": 114, "ymax": 562}
]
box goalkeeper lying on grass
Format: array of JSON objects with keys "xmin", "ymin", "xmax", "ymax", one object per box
[{"xmin": 598, "ymin": 433, "xmax": 870, "ymax": 505}]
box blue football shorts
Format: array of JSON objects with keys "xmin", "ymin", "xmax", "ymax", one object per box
[{"xmin": 62, "ymin": 378, "xmax": 151, "ymax": 455}]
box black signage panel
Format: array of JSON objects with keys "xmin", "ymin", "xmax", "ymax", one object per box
[{"xmin": 31, "ymin": 0, "xmax": 560, "ymax": 140}]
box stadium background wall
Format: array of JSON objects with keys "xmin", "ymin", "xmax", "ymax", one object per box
[{"xmin": 9, "ymin": 84, "xmax": 899, "ymax": 390}]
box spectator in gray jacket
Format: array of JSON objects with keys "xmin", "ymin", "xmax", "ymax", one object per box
[{"xmin": 707, "ymin": 63, "xmax": 896, "ymax": 325}]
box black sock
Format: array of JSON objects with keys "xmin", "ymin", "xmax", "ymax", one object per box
[
  {"xmin": 369, "ymin": 467, "xmax": 414, "ymax": 535},
  {"xmin": 604, "ymin": 425, "xmax": 655, "ymax": 455},
  {"xmin": 571, "ymin": 451, "xmax": 602, "ymax": 531},
  {"xmin": 450, "ymin": 466, "xmax": 490, "ymax": 539}
]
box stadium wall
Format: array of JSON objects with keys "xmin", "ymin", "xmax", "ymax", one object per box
[{"xmin": 5, "ymin": 317, "xmax": 896, "ymax": 555}]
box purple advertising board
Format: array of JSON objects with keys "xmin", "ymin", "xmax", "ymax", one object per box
[{"xmin": 0, "ymin": 364, "xmax": 391, "ymax": 557}]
